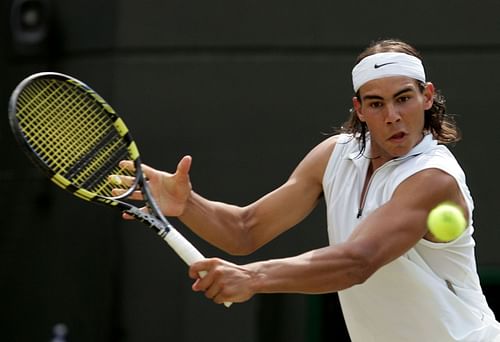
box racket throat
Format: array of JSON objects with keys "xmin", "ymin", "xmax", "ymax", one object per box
[{"xmin": 124, "ymin": 206, "xmax": 170, "ymax": 233}]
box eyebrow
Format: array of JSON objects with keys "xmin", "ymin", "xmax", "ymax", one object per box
[{"xmin": 361, "ymin": 86, "xmax": 415, "ymax": 102}]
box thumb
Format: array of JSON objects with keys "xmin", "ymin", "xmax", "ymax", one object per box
[{"xmin": 177, "ymin": 155, "xmax": 192, "ymax": 176}]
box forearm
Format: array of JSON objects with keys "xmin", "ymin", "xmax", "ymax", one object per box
[
  {"xmin": 189, "ymin": 242, "xmax": 373, "ymax": 304},
  {"xmin": 247, "ymin": 243, "xmax": 372, "ymax": 295},
  {"xmin": 179, "ymin": 191, "xmax": 256, "ymax": 255},
  {"xmin": 179, "ymin": 177, "xmax": 321, "ymax": 255}
]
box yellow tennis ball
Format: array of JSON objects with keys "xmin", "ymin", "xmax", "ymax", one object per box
[{"xmin": 427, "ymin": 203, "xmax": 467, "ymax": 242}]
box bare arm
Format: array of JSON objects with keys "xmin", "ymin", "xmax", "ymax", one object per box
[
  {"xmin": 115, "ymin": 136, "xmax": 338, "ymax": 255},
  {"xmin": 189, "ymin": 168, "xmax": 468, "ymax": 304},
  {"xmin": 179, "ymin": 136, "xmax": 338, "ymax": 255}
]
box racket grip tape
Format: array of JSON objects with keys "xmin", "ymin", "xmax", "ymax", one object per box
[{"xmin": 163, "ymin": 229, "xmax": 232, "ymax": 307}]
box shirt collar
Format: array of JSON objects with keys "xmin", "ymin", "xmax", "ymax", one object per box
[{"xmin": 347, "ymin": 133, "xmax": 437, "ymax": 162}]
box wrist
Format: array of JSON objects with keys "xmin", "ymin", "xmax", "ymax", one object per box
[
  {"xmin": 178, "ymin": 190, "xmax": 196, "ymax": 218},
  {"xmin": 247, "ymin": 261, "xmax": 268, "ymax": 295}
]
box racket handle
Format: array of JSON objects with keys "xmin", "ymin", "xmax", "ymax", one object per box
[{"xmin": 163, "ymin": 229, "xmax": 232, "ymax": 308}]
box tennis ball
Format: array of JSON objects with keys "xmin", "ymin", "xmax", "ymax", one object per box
[{"xmin": 427, "ymin": 203, "xmax": 467, "ymax": 242}]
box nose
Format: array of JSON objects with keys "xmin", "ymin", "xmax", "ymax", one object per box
[{"xmin": 385, "ymin": 103, "xmax": 401, "ymax": 124}]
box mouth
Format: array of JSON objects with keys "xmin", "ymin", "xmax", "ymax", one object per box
[{"xmin": 388, "ymin": 131, "xmax": 407, "ymax": 142}]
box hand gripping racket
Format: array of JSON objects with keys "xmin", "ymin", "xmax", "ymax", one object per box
[{"xmin": 8, "ymin": 72, "xmax": 231, "ymax": 307}]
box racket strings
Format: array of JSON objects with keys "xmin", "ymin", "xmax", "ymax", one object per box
[
  {"xmin": 78, "ymin": 136, "xmax": 132, "ymax": 195},
  {"xmin": 18, "ymin": 80, "xmax": 110, "ymax": 170},
  {"xmin": 15, "ymin": 78, "xmax": 135, "ymax": 197}
]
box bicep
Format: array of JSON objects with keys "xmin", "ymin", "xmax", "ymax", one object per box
[
  {"xmin": 243, "ymin": 136, "xmax": 337, "ymax": 250},
  {"xmin": 346, "ymin": 168, "xmax": 467, "ymax": 274}
]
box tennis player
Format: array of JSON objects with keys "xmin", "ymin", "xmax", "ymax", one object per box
[{"xmin": 121, "ymin": 39, "xmax": 500, "ymax": 341}]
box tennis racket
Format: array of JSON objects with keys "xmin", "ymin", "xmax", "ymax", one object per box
[{"xmin": 8, "ymin": 72, "xmax": 231, "ymax": 307}]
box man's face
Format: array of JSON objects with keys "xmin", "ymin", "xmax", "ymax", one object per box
[{"xmin": 353, "ymin": 76, "xmax": 434, "ymax": 163}]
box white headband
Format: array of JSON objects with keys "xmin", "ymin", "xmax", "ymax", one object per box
[{"xmin": 352, "ymin": 52, "xmax": 426, "ymax": 92}]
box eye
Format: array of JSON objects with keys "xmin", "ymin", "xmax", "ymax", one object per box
[
  {"xmin": 369, "ymin": 101, "xmax": 383, "ymax": 109},
  {"xmin": 397, "ymin": 95, "xmax": 411, "ymax": 103}
]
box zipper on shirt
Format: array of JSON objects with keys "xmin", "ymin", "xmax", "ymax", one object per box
[
  {"xmin": 356, "ymin": 160, "xmax": 393, "ymax": 219},
  {"xmin": 357, "ymin": 180, "xmax": 372, "ymax": 219},
  {"xmin": 356, "ymin": 207, "xmax": 364, "ymax": 219},
  {"xmin": 355, "ymin": 144, "xmax": 426, "ymax": 219}
]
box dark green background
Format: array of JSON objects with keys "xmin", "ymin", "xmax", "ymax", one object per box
[{"xmin": 1, "ymin": 1, "xmax": 499, "ymax": 341}]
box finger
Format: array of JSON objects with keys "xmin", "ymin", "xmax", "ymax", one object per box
[
  {"xmin": 189, "ymin": 267, "xmax": 199, "ymax": 280},
  {"xmin": 139, "ymin": 162, "xmax": 160, "ymax": 180},
  {"xmin": 204, "ymin": 283, "xmax": 222, "ymax": 301},
  {"xmin": 191, "ymin": 278, "xmax": 202, "ymax": 291},
  {"xmin": 111, "ymin": 188, "xmax": 124, "ymax": 196},
  {"xmin": 111, "ymin": 189, "xmax": 144, "ymax": 200},
  {"xmin": 109, "ymin": 175, "xmax": 136, "ymax": 188},
  {"xmin": 191, "ymin": 273, "xmax": 210, "ymax": 292},
  {"xmin": 119, "ymin": 161, "xmax": 159, "ymax": 181},
  {"xmin": 119, "ymin": 160, "xmax": 135, "ymax": 171},
  {"xmin": 122, "ymin": 212, "xmax": 135, "ymax": 220},
  {"xmin": 177, "ymin": 155, "xmax": 192, "ymax": 176},
  {"xmin": 127, "ymin": 190, "xmax": 144, "ymax": 200},
  {"xmin": 189, "ymin": 259, "xmax": 212, "ymax": 279},
  {"xmin": 213, "ymin": 293, "xmax": 229, "ymax": 305},
  {"xmin": 191, "ymin": 272, "xmax": 221, "ymax": 300},
  {"xmin": 122, "ymin": 206, "xmax": 149, "ymax": 220}
]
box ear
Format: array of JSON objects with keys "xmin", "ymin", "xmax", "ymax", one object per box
[
  {"xmin": 423, "ymin": 82, "xmax": 435, "ymax": 110},
  {"xmin": 352, "ymin": 96, "xmax": 366, "ymax": 122}
]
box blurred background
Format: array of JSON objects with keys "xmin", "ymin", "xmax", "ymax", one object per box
[{"xmin": 1, "ymin": 0, "xmax": 499, "ymax": 341}]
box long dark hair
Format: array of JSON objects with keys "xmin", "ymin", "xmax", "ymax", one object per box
[{"xmin": 339, "ymin": 39, "xmax": 461, "ymax": 153}]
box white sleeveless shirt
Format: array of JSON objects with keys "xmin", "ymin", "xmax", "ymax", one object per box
[{"xmin": 322, "ymin": 134, "xmax": 500, "ymax": 341}]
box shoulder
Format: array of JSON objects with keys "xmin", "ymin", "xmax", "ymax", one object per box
[
  {"xmin": 306, "ymin": 134, "xmax": 344, "ymax": 168},
  {"xmin": 312, "ymin": 134, "xmax": 363, "ymax": 179},
  {"xmin": 310, "ymin": 133, "xmax": 356, "ymax": 159},
  {"xmin": 290, "ymin": 134, "xmax": 341, "ymax": 185},
  {"xmin": 392, "ymin": 168, "xmax": 469, "ymax": 221},
  {"xmin": 392, "ymin": 146, "xmax": 465, "ymax": 197},
  {"xmin": 398, "ymin": 167, "xmax": 458, "ymax": 193}
]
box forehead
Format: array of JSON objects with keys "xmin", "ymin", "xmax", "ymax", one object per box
[{"xmin": 359, "ymin": 76, "xmax": 419, "ymax": 97}]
